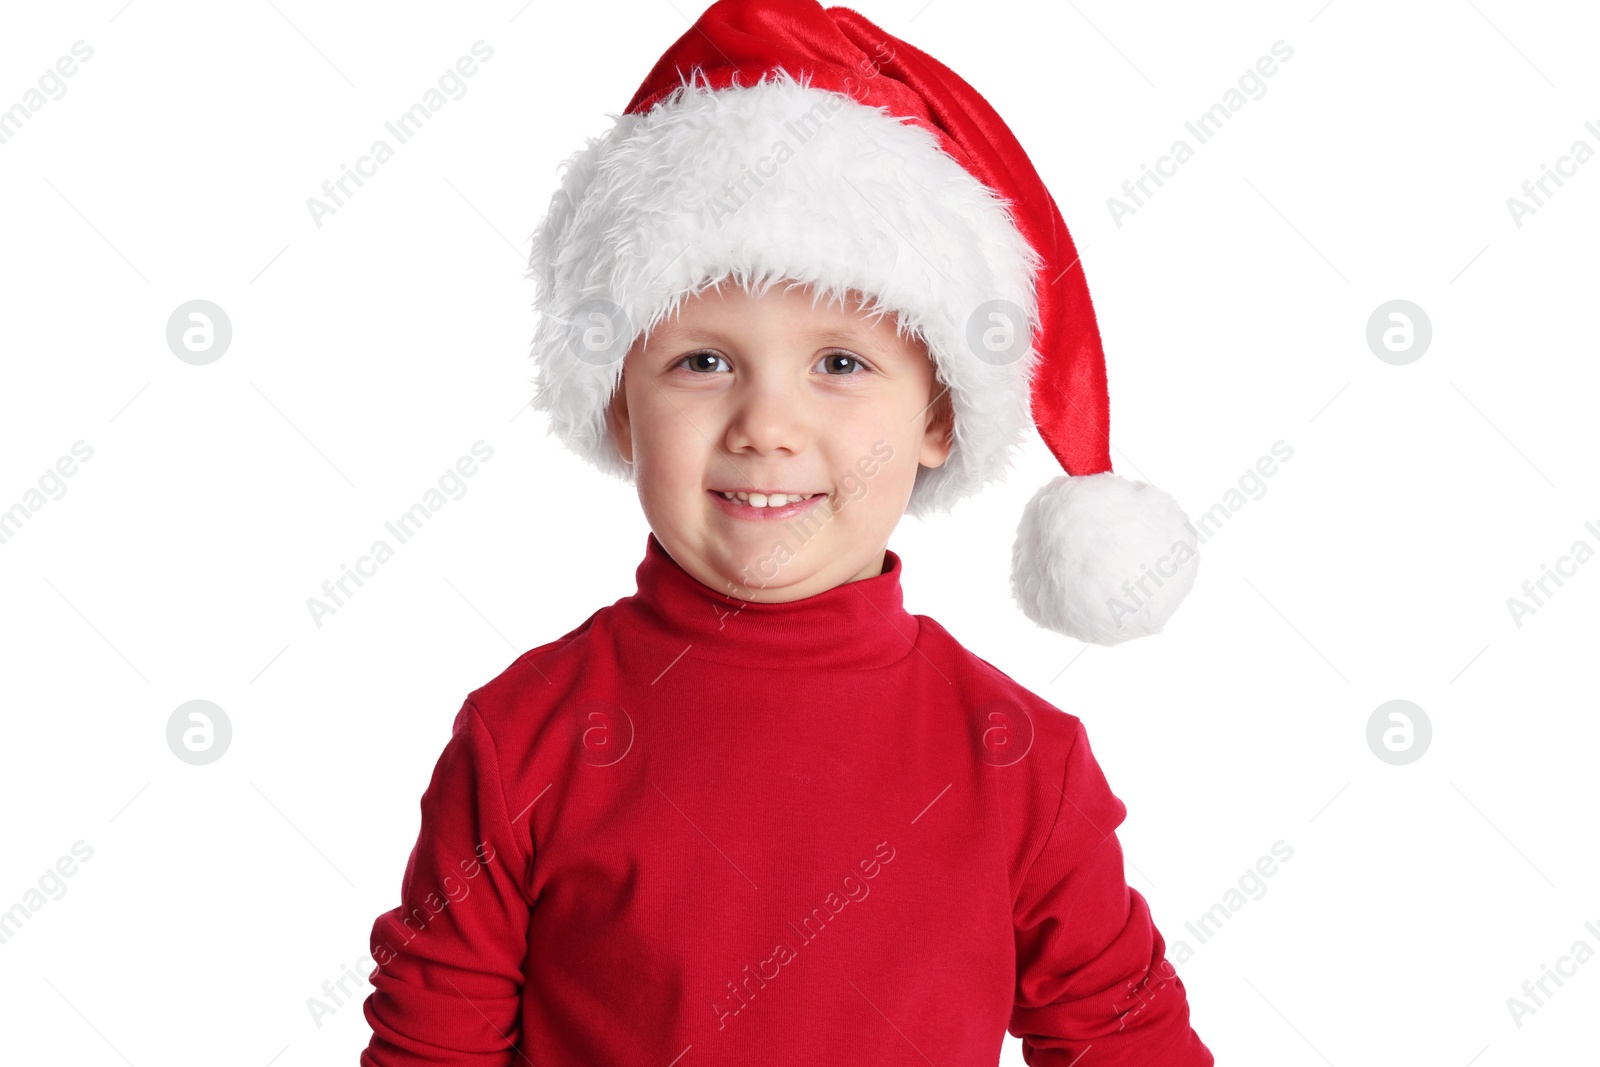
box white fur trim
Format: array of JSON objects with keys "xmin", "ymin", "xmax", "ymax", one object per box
[
  {"xmin": 1011, "ymin": 473, "xmax": 1201, "ymax": 645},
  {"xmin": 527, "ymin": 68, "xmax": 1043, "ymax": 519}
]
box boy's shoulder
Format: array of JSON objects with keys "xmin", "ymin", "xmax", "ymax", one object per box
[
  {"xmin": 912, "ymin": 611, "xmax": 1088, "ymax": 751},
  {"xmin": 915, "ymin": 612, "xmax": 1076, "ymax": 707},
  {"xmin": 459, "ymin": 607, "xmax": 604, "ymax": 729},
  {"xmin": 915, "ymin": 614, "xmax": 1110, "ymax": 856}
]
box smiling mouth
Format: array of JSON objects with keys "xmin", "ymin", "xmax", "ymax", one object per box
[
  {"xmin": 708, "ymin": 489, "xmax": 829, "ymax": 517},
  {"xmin": 711, "ymin": 489, "xmax": 825, "ymax": 506}
]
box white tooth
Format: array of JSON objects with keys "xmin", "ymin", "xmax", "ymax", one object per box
[{"xmin": 718, "ymin": 491, "xmax": 819, "ymax": 507}]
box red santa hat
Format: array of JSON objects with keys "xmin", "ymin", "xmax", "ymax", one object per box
[{"xmin": 526, "ymin": 0, "xmax": 1201, "ymax": 645}]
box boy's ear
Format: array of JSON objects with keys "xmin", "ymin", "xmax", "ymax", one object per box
[
  {"xmin": 918, "ymin": 380, "xmax": 956, "ymax": 470},
  {"xmin": 607, "ymin": 370, "xmax": 634, "ymax": 465}
]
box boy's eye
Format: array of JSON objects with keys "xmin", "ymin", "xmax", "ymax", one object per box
[
  {"xmin": 671, "ymin": 350, "xmax": 873, "ymax": 376},
  {"xmin": 815, "ymin": 351, "xmax": 870, "ymax": 375},
  {"xmin": 675, "ymin": 351, "xmax": 729, "ymax": 374}
]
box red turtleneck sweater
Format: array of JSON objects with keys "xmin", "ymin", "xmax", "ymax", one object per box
[{"xmin": 361, "ymin": 533, "xmax": 1212, "ymax": 1065}]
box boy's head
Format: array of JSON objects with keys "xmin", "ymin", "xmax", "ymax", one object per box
[
  {"xmin": 606, "ymin": 275, "xmax": 954, "ymax": 601},
  {"xmin": 526, "ymin": 0, "xmax": 1202, "ymax": 643}
]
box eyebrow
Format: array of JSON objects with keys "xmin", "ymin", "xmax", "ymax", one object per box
[{"xmin": 654, "ymin": 325, "xmax": 878, "ymax": 350}]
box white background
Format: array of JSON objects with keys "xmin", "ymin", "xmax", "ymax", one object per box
[{"xmin": 1, "ymin": 0, "xmax": 1596, "ymax": 1064}]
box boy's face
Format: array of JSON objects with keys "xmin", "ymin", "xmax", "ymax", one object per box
[{"xmin": 607, "ymin": 279, "xmax": 954, "ymax": 602}]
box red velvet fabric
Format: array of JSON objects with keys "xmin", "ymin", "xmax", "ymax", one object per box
[{"xmin": 360, "ymin": 533, "xmax": 1212, "ymax": 1064}]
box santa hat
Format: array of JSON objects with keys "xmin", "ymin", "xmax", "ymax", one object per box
[{"xmin": 526, "ymin": 0, "xmax": 1200, "ymax": 645}]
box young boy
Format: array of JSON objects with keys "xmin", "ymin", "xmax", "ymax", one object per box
[{"xmin": 361, "ymin": 1, "xmax": 1210, "ymax": 1063}]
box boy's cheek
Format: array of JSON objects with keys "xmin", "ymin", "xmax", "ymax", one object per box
[
  {"xmin": 837, "ymin": 472, "xmax": 868, "ymax": 501},
  {"xmin": 836, "ymin": 437, "xmax": 905, "ymax": 503}
]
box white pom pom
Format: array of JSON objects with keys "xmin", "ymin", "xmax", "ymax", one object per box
[{"xmin": 1011, "ymin": 473, "xmax": 1201, "ymax": 645}]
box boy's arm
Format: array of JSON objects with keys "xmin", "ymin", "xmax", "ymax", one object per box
[
  {"xmin": 1010, "ymin": 719, "xmax": 1213, "ymax": 1065},
  {"xmin": 362, "ymin": 699, "xmax": 535, "ymax": 1066}
]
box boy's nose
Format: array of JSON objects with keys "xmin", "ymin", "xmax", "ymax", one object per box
[{"xmin": 722, "ymin": 381, "xmax": 809, "ymax": 455}]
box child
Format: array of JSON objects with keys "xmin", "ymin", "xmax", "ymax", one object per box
[{"xmin": 361, "ymin": 0, "xmax": 1210, "ymax": 1063}]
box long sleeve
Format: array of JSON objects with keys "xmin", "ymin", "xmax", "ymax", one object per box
[
  {"xmin": 361, "ymin": 699, "xmax": 536, "ymax": 1066},
  {"xmin": 1010, "ymin": 720, "xmax": 1213, "ymax": 1065}
]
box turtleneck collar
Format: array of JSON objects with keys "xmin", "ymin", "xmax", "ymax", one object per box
[{"xmin": 613, "ymin": 532, "xmax": 921, "ymax": 672}]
